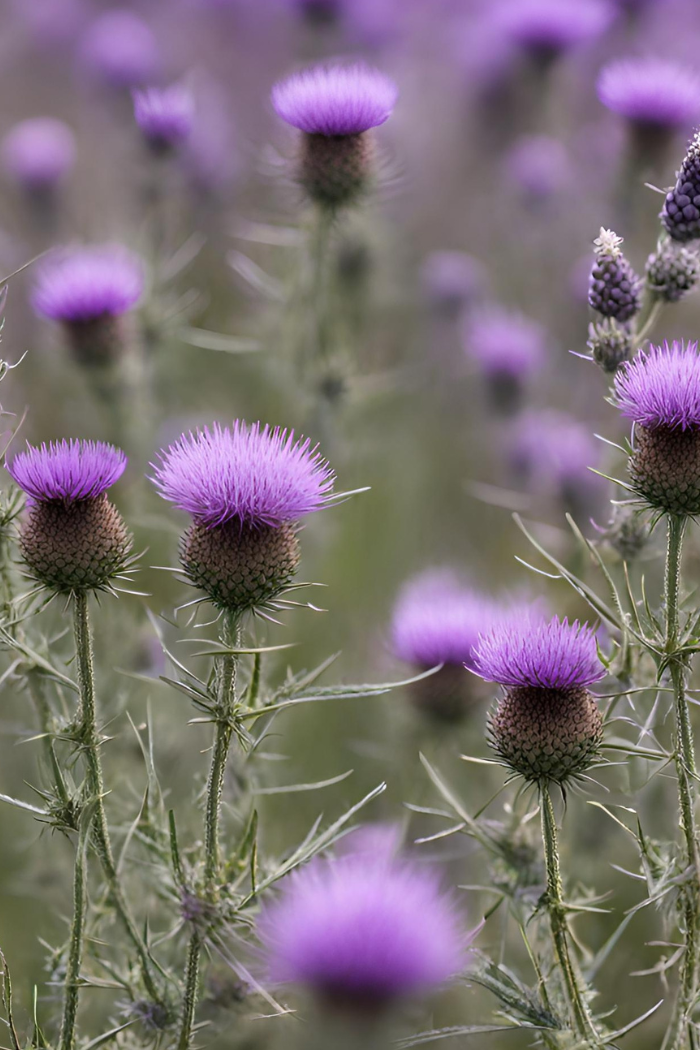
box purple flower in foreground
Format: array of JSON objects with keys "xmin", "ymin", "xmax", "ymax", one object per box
[
  {"xmin": 7, "ymin": 440, "xmax": 126, "ymax": 503},
  {"xmin": 6, "ymin": 440, "xmax": 131, "ymax": 593},
  {"xmin": 80, "ymin": 9, "xmax": 159, "ymax": 89},
  {"xmin": 258, "ymin": 846, "xmax": 467, "ymax": 1007},
  {"xmin": 32, "ymin": 245, "xmax": 144, "ymax": 324},
  {"xmin": 474, "ymin": 614, "xmax": 605, "ymax": 690},
  {"xmin": 493, "ymin": 0, "xmax": 614, "ymax": 60},
  {"xmin": 272, "ymin": 63, "xmax": 397, "ymax": 136},
  {"xmin": 614, "ymin": 340, "xmax": 700, "ymax": 431},
  {"xmin": 597, "ymin": 57, "xmax": 700, "ymax": 131},
  {"xmin": 152, "ymin": 422, "xmax": 335, "ymax": 611},
  {"xmin": 152, "ymin": 422, "xmax": 334, "ymax": 528},
  {"xmin": 1, "ymin": 118, "xmax": 76, "ymax": 192},
  {"xmin": 133, "ymin": 84, "xmax": 195, "ymax": 153}
]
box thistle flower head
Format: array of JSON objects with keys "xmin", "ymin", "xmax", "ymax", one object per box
[
  {"xmin": 510, "ymin": 410, "xmax": 600, "ymax": 489},
  {"xmin": 474, "ymin": 614, "xmax": 605, "ymax": 689},
  {"xmin": 152, "ymin": 422, "xmax": 334, "ymax": 528},
  {"xmin": 588, "ymin": 227, "xmax": 641, "ymax": 323},
  {"xmin": 1, "ymin": 118, "xmax": 76, "ymax": 192},
  {"xmin": 31, "ymin": 245, "xmax": 144, "ymax": 324},
  {"xmin": 391, "ymin": 570, "xmax": 497, "ymax": 671},
  {"xmin": 271, "ymin": 63, "xmax": 398, "ymax": 136},
  {"xmin": 614, "ymin": 340, "xmax": 700, "ymax": 431},
  {"xmin": 593, "ymin": 228, "xmax": 623, "ymax": 257},
  {"xmin": 662, "ymin": 133, "xmax": 700, "ymax": 243},
  {"xmin": 463, "ymin": 306, "xmax": 546, "ymax": 379},
  {"xmin": 258, "ymin": 847, "xmax": 467, "ymax": 1007},
  {"xmin": 494, "ymin": 0, "xmax": 614, "ymax": 58},
  {"xmin": 420, "ymin": 251, "xmax": 486, "ymax": 316},
  {"xmin": 80, "ymin": 9, "xmax": 160, "ymax": 89},
  {"xmin": 133, "ymin": 84, "xmax": 195, "ymax": 152},
  {"xmin": 7, "ymin": 440, "xmax": 127, "ymax": 504},
  {"xmin": 504, "ymin": 135, "xmax": 569, "ymax": 203},
  {"xmin": 597, "ymin": 57, "xmax": 700, "ymax": 130}
]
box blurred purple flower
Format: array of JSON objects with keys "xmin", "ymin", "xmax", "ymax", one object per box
[
  {"xmin": 258, "ymin": 847, "xmax": 468, "ymax": 1006},
  {"xmin": 504, "ymin": 135, "xmax": 570, "ymax": 203},
  {"xmin": 1, "ymin": 118, "xmax": 76, "ymax": 193},
  {"xmin": 474, "ymin": 614, "xmax": 605, "ymax": 689},
  {"xmin": 614, "ymin": 340, "xmax": 700, "ymax": 430},
  {"xmin": 509, "ymin": 410, "xmax": 601, "ymax": 490},
  {"xmin": 493, "ymin": 0, "xmax": 614, "ymax": 59},
  {"xmin": 463, "ymin": 305, "xmax": 546, "ymax": 379},
  {"xmin": 12, "ymin": 0, "xmax": 88, "ymax": 48},
  {"xmin": 271, "ymin": 63, "xmax": 398, "ymax": 135},
  {"xmin": 420, "ymin": 251, "xmax": 486, "ymax": 316},
  {"xmin": 133, "ymin": 84, "xmax": 195, "ymax": 152},
  {"xmin": 151, "ymin": 422, "xmax": 335, "ymax": 527},
  {"xmin": 597, "ymin": 56, "xmax": 700, "ymax": 130},
  {"xmin": 32, "ymin": 245, "xmax": 144, "ymax": 323},
  {"xmin": 7, "ymin": 440, "xmax": 127, "ymax": 503},
  {"xmin": 80, "ymin": 10, "xmax": 160, "ymax": 89}
]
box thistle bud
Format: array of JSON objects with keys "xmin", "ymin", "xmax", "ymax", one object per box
[
  {"xmin": 6, "ymin": 441, "xmax": 132, "ymax": 594},
  {"xmin": 587, "ymin": 317, "xmax": 632, "ymax": 374},
  {"xmin": 646, "ymin": 239, "xmax": 700, "ymax": 303},
  {"xmin": 474, "ymin": 614, "xmax": 605, "ymax": 786},
  {"xmin": 152, "ymin": 421, "xmax": 335, "ymax": 613},
  {"xmin": 588, "ymin": 228, "xmax": 641, "ymax": 323},
  {"xmin": 662, "ymin": 132, "xmax": 700, "ymax": 243}
]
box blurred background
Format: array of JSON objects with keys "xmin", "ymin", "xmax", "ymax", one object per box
[{"xmin": 1, "ymin": 0, "xmax": 700, "ymax": 1047}]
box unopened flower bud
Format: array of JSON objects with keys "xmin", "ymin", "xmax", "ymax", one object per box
[
  {"xmin": 588, "ymin": 228, "xmax": 641, "ymax": 323},
  {"xmin": 662, "ymin": 132, "xmax": 700, "ymax": 243},
  {"xmin": 587, "ymin": 317, "xmax": 632, "ymax": 374},
  {"xmin": 646, "ymin": 239, "xmax": 700, "ymax": 303}
]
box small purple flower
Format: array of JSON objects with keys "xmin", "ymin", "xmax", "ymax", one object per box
[
  {"xmin": 151, "ymin": 421, "xmax": 335, "ymax": 528},
  {"xmin": 7, "ymin": 440, "xmax": 127, "ymax": 503},
  {"xmin": 597, "ymin": 57, "xmax": 700, "ymax": 131},
  {"xmin": 588, "ymin": 228, "xmax": 641, "ymax": 323},
  {"xmin": 31, "ymin": 245, "xmax": 144, "ymax": 324},
  {"xmin": 258, "ymin": 847, "xmax": 467, "ymax": 1006},
  {"xmin": 474, "ymin": 614, "xmax": 605, "ymax": 690},
  {"xmin": 504, "ymin": 135, "xmax": 570, "ymax": 204},
  {"xmin": 133, "ymin": 84, "xmax": 195, "ymax": 152},
  {"xmin": 1, "ymin": 118, "xmax": 76, "ymax": 192},
  {"xmin": 509, "ymin": 410, "xmax": 600, "ymax": 490},
  {"xmin": 493, "ymin": 0, "xmax": 614, "ymax": 59},
  {"xmin": 271, "ymin": 63, "xmax": 398, "ymax": 136},
  {"xmin": 420, "ymin": 251, "xmax": 486, "ymax": 316},
  {"xmin": 463, "ymin": 305, "xmax": 546, "ymax": 379},
  {"xmin": 391, "ymin": 571, "xmax": 498, "ymax": 671},
  {"xmin": 614, "ymin": 340, "xmax": 700, "ymax": 431},
  {"xmin": 80, "ymin": 9, "xmax": 159, "ymax": 89}
]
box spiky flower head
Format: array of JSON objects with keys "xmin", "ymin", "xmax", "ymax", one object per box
[
  {"xmin": 646, "ymin": 239, "xmax": 700, "ymax": 303},
  {"xmin": 662, "ymin": 132, "xmax": 700, "ymax": 243},
  {"xmin": 588, "ymin": 228, "xmax": 641, "ymax": 323},
  {"xmin": 1, "ymin": 118, "xmax": 76, "ymax": 193},
  {"xmin": 614, "ymin": 341, "xmax": 700, "ymax": 514},
  {"xmin": 493, "ymin": 0, "xmax": 613, "ymax": 61},
  {"xmin": 272, "ymin": 63, "xmax": 397, "ymax": 210},
  {"xmin": 463, "ymin": 305, "xmax": 545, "ymax": 414},
  {"xmin": 597, "ymin": 57, "xmax": 700, "ymax": 131},
  {"xmin": 587, "ymin": 317, "xmax": 633, "ymax": 374},
  {"xmin": 152, "ymin": 422, "xmax": 334, "ymax": 611},
  {"xmin": 133, "ymin": 84, "xmax": 195, "ymax": 154},
  {"xmin": 6, "ymin": 440, "xmax": 132, "ymax": 593},
  {"xmin": 80, "ymin": 9, "xmax": 160, "ymax": 90},
  {"xmin": 474, "ymin": 614, "xmax": 605, "ymax": 784},
  {"xmin": 258, "ymin": 843, "xmax": 467, "ymax": 1008}
]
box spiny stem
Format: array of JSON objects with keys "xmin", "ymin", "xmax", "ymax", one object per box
[
  {"xmin": 177, "ymin": 613, "xmax": 241, "ymax": 1050},
  {"xmin": 72, "ymin": 591, "xmax": 163, "ymax": 1007},
  {"xmin": 58, "ymin": 827, "xmax": 88, "ymax": 1050},
  {"xmin": 662, "ymin": 515, "xmax": 700, "ymax": 1050},
  {"xmin": 539, "ymin": 781, "xmax": 600, "ymax": 1045},
  {"xmin": 28, "ymin": 671, "xmax": 72, "ymax": 817}
]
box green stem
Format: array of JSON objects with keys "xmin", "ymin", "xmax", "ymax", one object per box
[
  {"xmin": 540, "ymin": 782, "xmax": 599, "ymax": 1044},
  {"xmin": 310, "ymin": 207, "xmax": 333, "ymax": 369},
  {"xmin": 663, "ymin": 516, "xmax": 700, "ymax": 1050},
  {"xmin": 177, "ymin": 614, "xmax": 241, "ymax": 1050},
  {"xmin": 72, "ymin": 591, "xmax": 163, "ymax": 1006},
  {"xmin": 634, "ymin": 289, "xmax": 663, "ymax": 344},
  {"xmin": 58, "ymin": 828, "xmax": 88, "ymax": 1050}
]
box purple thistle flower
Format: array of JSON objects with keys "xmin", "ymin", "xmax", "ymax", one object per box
[
  {"xmin": 133, "ymin": 84, "xmax": 195, "ymax": 152},
  {"xmin": 258, "ymin": 848, "xmax": 467, "ymax": 1006},
  {"xmin": 31, "ymin": 245, "xmax": 144, "ymax": 324},
  {"xmin": 80, "ymin": 10, "xmax": 160, "ymax": 89},
  {"xmin": 493, "ymin": 0, "xmax": 614, "ymax": 59},
  {"xmin": 597, "ymin": 57, "xmax": 700, "ymax": 131},
  {"xmin": 463, "ymin": 305, "xmax": 546, "ymax": 379},
  {"xmin": 504, "ymin": 135, "xmax": 570, "ymax": 204},
  {"xmin": 420, "ymin": 251, "xmax": 486, "ymax": 317},
  {"xmin": 391, "ymin": 571, "xmax": 498, "ymax": 671},
  {"xmin": 474, "ymin": 614, "xmax": 605, "ymax": 689},
  {"xmin": 151, "ymin": 421, "xmax": 335, "ymax": 528},
  {"xmin": 271, "ymin": 63, "xmax": 398, "ymax": 136},
  {"xmin": 614, "ymin": 340, "xmax": 700, "ymax": 431},
  {"xmin": 509, "ymin": 410, "xmax": 600, "ymax": 489},
  {"xmin": 7, "ymin": 440, "xmax": 127, "ymax": 504},
  {"xmin": 1, "ymin": 118, "xmax": 76, "ymax": 192}
]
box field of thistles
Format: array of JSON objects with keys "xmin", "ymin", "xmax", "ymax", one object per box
[{"xmin": 6, "ymin": 2, "xmax": 700, "ymax": 1050}]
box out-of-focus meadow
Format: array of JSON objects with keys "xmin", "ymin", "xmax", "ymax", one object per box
[{"xmin": 2, "ymin": 1, "xmax": 700, "ymax": 1047}]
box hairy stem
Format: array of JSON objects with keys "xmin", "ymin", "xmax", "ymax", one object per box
[
  {"xmin": 177, "ymin": 613, "xmax": 241, "ymax": 1050},
  {"xmin": 663, "ymin": 515, "xmax": 700, "ymax": 1050},
  {"xmin": 58, "ymin": 827, "xmax": 88, "ymax": 1050},
  {"xmin": 540, "ymin": 781, "xmax": 599, "ymax": 1044},
  {"xmin": 72, "ymin": 591, "xmax": 163, "ymax": 1006}
]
